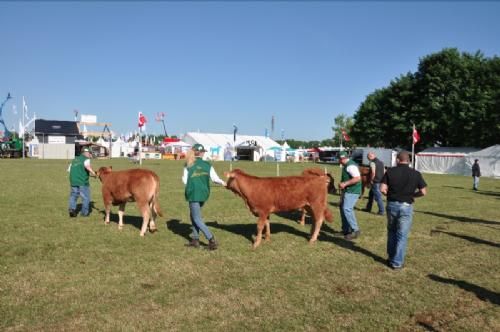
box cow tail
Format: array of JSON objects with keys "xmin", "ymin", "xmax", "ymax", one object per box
[
  {"xmin": 153, "ymin": 180, "xmax": 164, "ymax": 217},
  {"xmin": 324, "ymin": 207, "xmax": 333, "ymax": 223}
]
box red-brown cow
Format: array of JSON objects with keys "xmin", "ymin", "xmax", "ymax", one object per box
[
  {"xmin": 225, "ymin": 169, "xmax": 333, "ymax": 249},
  {"xmin": 298, "ymin": 168, "xmax": 336, "ymax": 225},
  {"xmin": 359, "ymin": 165, "xmax": 372, "ymax": 198},
  {"xmin": 97, "ymin": 166, "xmax": 163, "ymax": 236}
]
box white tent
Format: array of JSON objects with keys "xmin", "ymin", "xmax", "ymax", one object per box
[
  {"xmin": 182, "ymin": 132, "xmax": 280, "ymax": 161},
  {"xmin": 464, "ymin": 145, "xmax": 500, "ymax": 178},
  {"xmin": 163, "ymin": 141, "xmax": 191, "ymax": 155},
  {"xmin": 415, "ymin": 147, "xmax": 480, "ymax": 175}
]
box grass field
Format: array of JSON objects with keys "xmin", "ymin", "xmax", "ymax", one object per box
[{"xmin": 0, "ymin": 158, "xmax": 499, "ymax": 331}]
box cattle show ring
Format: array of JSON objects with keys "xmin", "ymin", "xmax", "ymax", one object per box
[
  {"xmin": 4, "ymin": 1, "xmax": 500, "ymax": 329},
  {"xmin": 1, "ymin": 109, "xmax": 498, "ymax": 330}
]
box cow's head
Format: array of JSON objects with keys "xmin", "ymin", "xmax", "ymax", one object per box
[
  {"xmin": 302, "ymin": 168, "xmax": 337, "ymax": 195},
  {"xmin": 224, "ymin": 169, "xmax": 246, "ymax": 194},
  {"xmin": 326, "ymin": 173, "xmax": 337, "ymax": 195},
  {"xmin": 96, "ymin": 166, "xmax": 112, "ymax": 181}
]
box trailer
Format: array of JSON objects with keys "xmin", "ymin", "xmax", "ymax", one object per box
[{"xmin": 351, "ymin": 147, "xmax": 397, "ymax": 167}]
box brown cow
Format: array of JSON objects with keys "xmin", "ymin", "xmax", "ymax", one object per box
[
  {"xmin": 359, "ymin": 165, "xmax": 372, "ymax": 198},
  {"xmin": 299, "ymin": 168, "xmax": 336, "ymax": 225},
  {"xmin": 225, "ymin": 169, "xmax": 333, "ymax": 249},
  {"xmin": 97, "ymin": 166, "xmax": 163, "ymax": 236}
]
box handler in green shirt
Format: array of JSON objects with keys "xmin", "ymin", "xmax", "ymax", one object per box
[
  {"xmin": 338, "ymin": 151, "xmax": 362, "ymax": 240},
  {"xmin": 68, "ymin": 147, "xmax": 96, "ymax": 217},
  {"xmin": 182, "ymin": 144, "xmax": 226, "ymax": 250}
]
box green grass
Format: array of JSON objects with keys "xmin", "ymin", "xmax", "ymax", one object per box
[{"xmin": 0, "ymin": 159, "xmax": 499, "ymax": 331}]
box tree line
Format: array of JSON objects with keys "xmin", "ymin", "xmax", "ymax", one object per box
[{"xmin": 349, "ymin": 48, "xmax": 500, "ymax": 150}]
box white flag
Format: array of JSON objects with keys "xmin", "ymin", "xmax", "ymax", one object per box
[
  {"xmin": 19, "ymin": 120, "xmax": 25, "ymax": 136},
  {"xmin": 23, "ymin": 96, "xmax": 29, "ymax": 120}
]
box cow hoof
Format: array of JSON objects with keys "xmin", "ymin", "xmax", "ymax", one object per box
[
  {"xmin": 149, "ymin": 228, "xmax": 158, "ymax": 233},
  {"xmin": 140, "ymin": 233, "xmax": 145, "ymax": 237},
  {"xmin": 105, "ymin": 221, "xmax": 110, "ymax": 225},
  {"xmin": 308, "ymin": 239, "xmax": 317, "ymax": 245},
  {"xmin": 118, "ymin": 226, "xmax": 123, "ymax": 231}
]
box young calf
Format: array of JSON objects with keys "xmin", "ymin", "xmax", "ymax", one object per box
[{"xmin": 96, "ymin": 166, "xmax": 163, "ymax": 236}]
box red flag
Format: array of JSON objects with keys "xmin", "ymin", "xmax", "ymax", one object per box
[
  {"xmin": 412, "ymin": 126, "xmax": 420, "ymax": 144},
  {"xmin": 341, "ymin": 128, "xmax": 350, "ymax": 142},
  {"xmin": 138, "ymin": 112, "xmax": 147, "ymax": 127}
]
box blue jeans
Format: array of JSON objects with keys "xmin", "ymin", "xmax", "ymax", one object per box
[
  {"xmin": 340, "ymin": 192, "xmax": 360, "ymax": 234},
  {"xmin": 386, "ymin": 201, "xmax": 414, "ymax": 267},
  {"xmin": 473, "ymin": 176, "xmax": 480, "ymax": 190},
  {"xmin": 69, "ymin": 186, "xmax": 91, "ymax": 215},
  {"xmin": 366, "ymin": 183, "xmax": 385, "ymax": 214},
  {"xmin": 189, "ymin": 202, "xmax": 214, "ymax": 241}
]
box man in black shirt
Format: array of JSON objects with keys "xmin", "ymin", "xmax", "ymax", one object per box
[
  {"xmin": 380, "ymin": 151, "xmax": 427, "ymax": 269},
  {"xmin": 472, "ymin": 159, "xmax": 481, "ymax": 191},
  {"xmin": 364, "ymin": 152, "xmax": 385, "ymax": 215}
]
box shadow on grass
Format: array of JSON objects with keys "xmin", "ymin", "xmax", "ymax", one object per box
[
  {"xmin": 329, "ymin": 201, "xmax": 340, "ymax": 208},
  {"xmin": 418, "ymin": 211, "xmax": 500, "ymax": 226},
  {"xmin": 442, "ymin": 185, "xmax": 465, "ymax": 189},
  {"xmin": 475, "ymin": 190, "xmax": 500, "ymax": 198},
  {"xmin": 166, "ymin": 219, "xmax": 191, "ymax": 241},
  {"xmin": 207, "ymin": 221, "xmax": 310, "ymax": 243},
  {"xmin": 96, "ymin": 209, "xmax": 144, "ymax": 230},
  {"xmin": 430, "ymin": 230, "xmax": 500, "ymax": 248},
  {"xmin": 207, "ymin": 220, "xmax": 387, "ymax": 266},
  {"xmin": 428, "ymin": 274, "xmax": 500, "ymax": 305},
  {"xmin": 274, "ymin": 210, "xmax": 308, "ymax": 224}
]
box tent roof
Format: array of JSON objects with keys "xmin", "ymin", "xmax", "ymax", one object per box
[
  {"xmin": 467, "ymin": 145, "xmax": 500, "ymax": 158},
  {"xmin": 182, "ymin": 132, "xmax": 280, "ymax": 151},
  {"xmin": 417, "ymin": 147, "xmax": 480, "ymax": 156}
]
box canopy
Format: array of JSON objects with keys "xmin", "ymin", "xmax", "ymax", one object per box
[
  {"xmin": 416, "ymin": 147, "xmax": 480, "ymax": 175},
  {"xmin": 464, "ymin": 145, "xmax": 500, "ymax": 178}
]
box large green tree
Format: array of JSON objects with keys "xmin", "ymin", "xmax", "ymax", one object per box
[
  {"xmin": 351, "ymin": 48, "xmax": 500, "ymax": 149},
  {"xmin": 331, "ymin": 114, "xmax": 354, "ymax": 147}
]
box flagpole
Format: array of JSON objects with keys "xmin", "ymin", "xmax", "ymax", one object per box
[
  {"xmin": 411, "ymin": 124, "xmax": 415, "ymax": 168},
  {"xmin": 139, "ymin": 130, "xmax": 142, "ymax": 166},
  {"xmin": 22, "ymin": 97, "xmax": 25, "ymax": 159}
]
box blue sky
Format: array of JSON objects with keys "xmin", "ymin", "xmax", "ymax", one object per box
[{"xmin": 1, "ymin": 1, "xmax": 499, "ymax": 141}]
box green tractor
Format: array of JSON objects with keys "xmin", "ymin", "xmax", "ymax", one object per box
[{"xmin": 0, "ymin": 136, "xmax": 26, "ymax": 158}]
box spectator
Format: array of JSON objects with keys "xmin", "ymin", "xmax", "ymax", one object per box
[
  {"xmin": 363, "ymin": 152, "xmax": 385, "ymax": 215},
  {"xmin": 182, "ymin": 144, "xmax": 226, "ymax": 250},
  {"xmin": 380, "ymin": 151, "xmax": 427, "ymax": 269},
  {"xmin": 68, "ymin": 147, "xmax": 96, "ymax": 217},
  {"xmin": 338, "ymin": 151, "xmax": 362, "ymax": 240},
  {"xmin": 472, "ymin": 159, "xmax": 481, "ymax": 191}
]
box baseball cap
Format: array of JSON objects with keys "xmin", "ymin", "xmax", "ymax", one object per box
[
  {"xmin": 192, "ymin": 143, "xmax": 206, "ymax": 152},
  {"xmin": 339, "ymin": 151, "xmax": 348, "ymax": 159}
]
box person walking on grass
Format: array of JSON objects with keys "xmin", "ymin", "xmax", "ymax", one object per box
[
  {"xmin": 363, "ymin": 152, "xmax": 386, "ymax": 215},
  {"xmin": 338, "ymin": 151, "xmax": 362, "ymax": 240},
  {"xmin": 380, "ymin": 151, "xmax": 427, "ymax": 270},
  {"xmin": 472, "ymin": 159, "xmax": 481, "ymax": 191},
  {"xmin": 68, "ymin": 147, "xmax": 96, "ymax": 217},
  {"xmin": 182, "ymin": 143, "xmax": 226, "ymax": 250}
]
